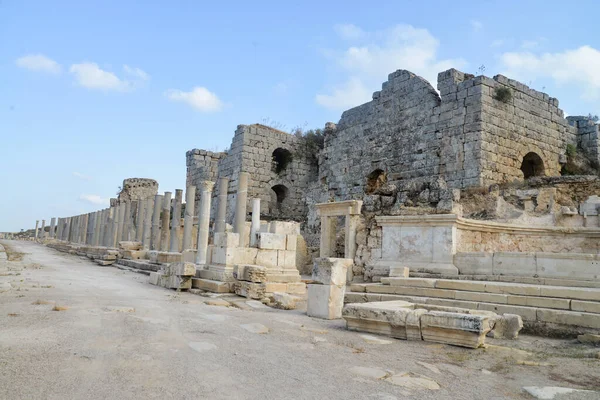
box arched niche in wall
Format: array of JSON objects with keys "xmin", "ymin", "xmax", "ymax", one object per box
[
  {"xmin": 365, "ymin": 169, "xmax": 387, "ymax": 194},
  {"xmin": 520, "ymin": 152, "xmax": 545, "ymax": 179},
  {"xmin": 272, "ymin": 148, "xmax": 293, "ymax": 174}
]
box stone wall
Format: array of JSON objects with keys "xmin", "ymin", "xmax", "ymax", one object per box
[
  {"xmin": 567, "ymin": 116, "xmax": 600, "ymax": 166},
  {"xmin": 187, "ymin": 124, "xmax": 318, "ymax": 225},
  {"xmin": 117, "ymin": 178, "xmax": 159, "ymax": 203}
]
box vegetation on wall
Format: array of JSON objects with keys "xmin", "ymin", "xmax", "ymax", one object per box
[
  {"xmin": 292, "ymin": 127, "xmax": 325, "ymax": 166},
  {"xmin": 493, "ymin": 87, "xmax": 512, "ymax": 103}
]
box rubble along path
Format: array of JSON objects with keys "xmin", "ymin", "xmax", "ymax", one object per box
[{"xmin": 1, "ymin": 241, "xmax": 599, "ymax": 400}]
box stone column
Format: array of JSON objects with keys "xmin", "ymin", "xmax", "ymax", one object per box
[
  {"xmin": 56, "ymin": 218, "xmax": 63, "ymax": 241},
  {"xmin": 73, "ymin": 216, "xmax": 80, "ymax": 243},
  {"xmin": 135, "ymin": 200, "xmax": 145, "ymax": 242},
  {"xmin": 103, "ymin": 208, "xmax": 113, "ymax": 247},
  {"xmin": 34, "ymin": 220, "xmax": 39, "ymax": 240},
  {"xmin": 65, "ymin": 217, "xmax": 72, "ymax": 242},
  {"xmin": 116, "ymin": 205, "xmax": 125, "ymax": 244},
  {"xmin": 182, "ymin": 186, "xmax": 196, "ymax": 251},
  {"xmin": 250, "ymin": 198, "xmax": 260, "ymax": 247},
  {"xmin": 40, "ymin": 219, "xmax": 46, "ymax": 240},
  {"xmin": 121, "ymin": 202, "xmax": 131, "ymax": 241},
  {"xmin": 196, "ymin": 181, "xmax": 215, "ymax": 265},
  {"xmin": 110, "ymin": 206, "xmax": 119, "ymax": 247},
  {"xmin": 170, "ymin": 189, "xmax": 183, "ymax": 253},
  {"xmin": 87, "ymin": 212, "xmax": 96, "ymax": 245},
  {"xmin": 233, "ymin": 172, "xmax": 249, "ymax": 246},
  {"xmin": 49, "ymin": 218, "xmax": 56, "ymax": 239},
  {"xmin": 142, "ymin": 197, "xmax": 154, "ymax": 250},
  {"xmin": 150, "ymin": 194, "xmax": 163, "ymax": 250},
  {"xmin": 215, "ymin": 177, "xmax": 229, "ymax": 233},
  {"xmin": 319, "ymin": 216, "xmax": 337, "ymax": 258},
  {"xmin": 94, "ymin": 211, "xmax": 102, "ymax": 246},
  {"xmin": 160, "ymin": 192, "xmax": 172, "ymax": 251},
  {"xmin": 82, "ymin": 214, "xmax": 90, "ymax": 244}
]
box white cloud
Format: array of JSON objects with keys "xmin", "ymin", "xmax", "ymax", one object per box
[
  {"xmin": 123, "ymin": 65, "xmax": 150, "ymax": 81},
  {"xmin": 470, "ymin": 20, "xmax": 483, "ymax": 31},
  {"xmin": 79, "ymin": 194, "xmax": 107, "ymax": 205},
  {"xmin": 165, "ymin": 87, "xmax": 224, "ymax": 112},
  {"xmin": 334, "ymin": 23, "xmax": 364, "ymax": 40},
  {"xmin": 500, "ymin": 45, "xmax": 600, "ymax": 100},
  {"xmin": 316, "ymin": 77, "xmax": 371, "ymax": 110},
  {"xmin": 15, "ymin": 54, "xmax": 61, "ymax": 74},
  {"xmin": 72, "ymin": 172, "xmax": 91, "ymax": 181},
  {"xmin": 69, "ymin": 63, "xmax": 148, "ymax": 91},
  {"xmin": 316, "ymin": 24, "xmax": 467, "ymax": 110}
]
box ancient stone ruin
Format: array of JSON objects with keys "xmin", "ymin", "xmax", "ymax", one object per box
[{"xmin": 21, "ymin": 67, "xmax": 600, "ymax": 344}]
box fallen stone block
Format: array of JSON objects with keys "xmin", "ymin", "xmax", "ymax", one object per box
[
  {"xmin": 406, "ymin": 309, "xmax": 427, "ymax": 341},
  {"xmin": 234, "ymin": 281, "xmax": 266, "ymax": 300},
  {"xmin": 491, "ymin": 313, "xmax": 523, "ymax": 340},
  {"xmin": 286, "ymin": 282, "xmax": 306, "ymax": 295},
  {"xmin": 156, "ymin": 252, "xmax": 182, "ymax": 264},
  {"xmin": 191, "ymin": 278, "xmax": 232, "ymax": 293},
  {"xmin": 149, "ymin": 271, "xmax": 163, "ymax": 286},
  {"xmin": 577, "ymin": 333, "xmax": 600, "ymax": 344},
  {"xmin": 342, "ymin": 301, "xmax": 415, "ymax": 338},
  {"xmin": 166, "ymin": 275, "xmax": 191, "ymax": 290},
  {"xmin": 95, "ymin": 259, "xmax": 115, "ymax": 266},
  {"xmin": 268, "ymin": 292, "xmax": 301, "ymax": 310},
  {"xmin": 420, "ymin": 311, "xmax": 492, "ymax": 348}
]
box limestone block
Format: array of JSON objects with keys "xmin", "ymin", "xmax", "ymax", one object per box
[
  {"xmin": 148, "ymin": 250, "xmax": 159, "ymax": 264},
  {"xmin": 156, "ymin": 252, "xmax": 182, "ymax": 264},
  {"xmin": 420, "ymin": 311, "xmax": 492, "ymax": 348},
  {"xmin": 277, "ymin": 250, "xmax": 296, "ymax": 269},
  {"xmin": 269, "ymin": 292, "xmax": 301, "ymax": 310},
  {"xmin": 286, "ymin": 235, "xmax": 297, "ymax": 251},
  {"xmin": 120, "ymin": 250, "xmax": 146, "ymax": 260},
  {"xmin": 577, "ymin": 333, "xmax": 600, "ymax": 344},
  {"xmin": 477, "ymin": 303, "xmax": 538, "ymax": 321},
  {"xmin": 166, "ymin": 275, "xmax": 192, "ymax": 290},
  {"xmin": 118, "ymin": 241, "xmax": 142, "ymax": 251},
  {"xmin": 312, "ymin": 257, "xmax": 353, "ymax": 286},
  {"xmin": 234, "ymin": 281, "xmax": 266, "ymax": 299},
  {"xmin": 454, "ymin": 252, "xmax": 493, "ymax": 275},
  {"xmin": 214, "ymin": 232, "xmax": 240, "ymax": 248},
  {"xmin": 507, "ymin": 295, "xmax": 570, "ymax": 310},
  {"xmin": 256, "ymin": 232, "xmax": 287, "ymax": 250},
  {"xmin": 571, "ymin": 300, "xmax": 600, "ymax": 314},
  {"xmin": 181, "ymin": 249, "xmax": 196, "ymax": 263},
  {"xmin": 168, "ymin": 262, "xmax": 196, "ymax": 277},
  {"xmin": 384, "ymin": 277, "xmax": 437, "ymax": 288},
  {"xmin": 269, "ymin": 221, "xmax": 300, "ymax": 235},
  {"xmin": 149, "ymin": 271, "xmax": 162, "ymax": 286},
  {"xmin": 490, "ymin": 314, "xmax": 523, "ymax": 339},
  {"xmin": 535, "ymin": 253, "xmax": 598, "ymax": 280},
  {"xmin": 493, "ymin": 252, "xmax": 536, "ymax": 276},
  {"xmin": 307, "ymin": 284, "xmax": 346, "ymax": 320},
  {"xmin": 191, "ymin": 278, "xmax": 232, "ymax": 293},
  {"xmin": 342, "ymin": 301, "xmax": 415, "ymax": 338},
  {"xmin": 235, "ymin": 247, "xmax": 258, "ymax": 265},
  {"xmin": 540, "ymin": 286, "xmax": 600, "ymax": 302},
  {"xmin": 580, "ymin": 195, "xmax": 600, "ymax": 216},
  {"xmin": 264, "ymin": 282, "xmax": 288, "ymax": 293},
  {"xmin": 406, "ymin": 309, "xmax": 427, "ymax": 341},
  {"xmin": 286, "ymin": 282, "xmax": 306, "ymax": 295},
  {"xmin": 536, "ymin": 309, "xmax": 600, "ymax": 329},
  {"xmin": 233, "ymin": 264, "xmax": 267, "ymax": 283},
  {"xmin": 212, "ymin": 247, "xmax": 237, "ymax": 266},
  {"xmin": 256, "ymin": 249, "xmax": 278, "ymax": 268}
]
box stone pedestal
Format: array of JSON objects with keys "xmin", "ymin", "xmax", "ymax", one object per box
[
  {"xmin": 170, "ymin": 189, "xmax": 183, "ymax": 252},
  {"xmin": 234, "ymin": 172, "xmax": 249, "ymax": 246},
  {"xmin": 215, "ymin": 177, "xmax": 229, "ymax": 233},
  {"xmin": 307, "ymin": 284, "xmax": 346, "ymax": 320},
  {"xmin": 182, "ymin": 186, "xmax": 196, "ymax": 251},
  {"xmin": 160, "ymin": 192, "xmax": 172, "ymax": 251},
  {"xmin": 195, "ymin": 181, "xmax": 215, "ymax": 265},
  {"xmin": 151, "ymin": 194, "xmax": 163, "ymax": 250}
]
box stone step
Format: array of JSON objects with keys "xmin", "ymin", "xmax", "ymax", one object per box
[
  {"xmin": 117, "ymin": 259, "xmax": 160, "ymax": 272},
  {"xmin": 344, "ymin": 291, "xmax": 600, "ymax": 330},
  {"xmin": 376, "ymin": 278, "xmax": 600, "ymax": 303},
  {"xmin": 409, "ymin": 272, "xmax": 600, "ymax": 288},
  {"xmin": 191, "ymin": 278, "xmax": 233, "ymax": 293}
]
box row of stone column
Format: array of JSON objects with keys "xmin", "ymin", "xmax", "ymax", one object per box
[{"xmin": 34, "ymin": 171, "xmax": 252, "ymax": 260}]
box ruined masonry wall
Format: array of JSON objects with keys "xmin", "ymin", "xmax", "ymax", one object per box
[
  {"xmin": 186, "ymin": 149, "xmax": 226, "ymax": 203},
  {"xmin": 117, "ymin": 178, "xmax": 159, "ymax": 203}
]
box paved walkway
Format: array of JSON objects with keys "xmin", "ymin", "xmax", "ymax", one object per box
[{"xmin": 1, "ymin": 240, "xmax": 598, "ymax": 399}]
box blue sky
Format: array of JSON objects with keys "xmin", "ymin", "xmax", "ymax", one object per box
[{"xmin": 1, "ymin": 0, "xmax": 599, "ymax": 231}]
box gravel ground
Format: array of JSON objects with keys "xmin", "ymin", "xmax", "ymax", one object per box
[{"xmin": 1, "ymin": 240, "xmax": 599, "ymax": 400}]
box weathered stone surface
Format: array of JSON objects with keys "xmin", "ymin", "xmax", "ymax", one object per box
[
  {"xmin": 491, "ymin": 313, "xmax": 523, "ymax": 339},
  {"xmin": 312, "ymin": 257, "xmax": 353, "ymax": 286},
  {"xmin": 307, "ymin": 284, "xmax": 346, "ymax": 320},
  {"xmin": 256, "ymin": 232, "xmax": 287, "ymax": 250},
  {"xmin": 268, "ymin": 292, "xmax": 301, "ymax": 310},
  {"xmin": 167, "ymin": 262, "xmax": 196, "ymax": 277},
  {"xmin": 577, "ymin": 333, "xmax": 600, "ymax": 344},
  {"xmin": 420, "ymin": 311, "xmax": 492, "ymax": 348},
  {"xmin": 342, "ymin": 301, "xmax": 414, "ymax": 338}
]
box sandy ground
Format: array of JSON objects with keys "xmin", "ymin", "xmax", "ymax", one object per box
[{"xmin": 1, "ymin": 240, "xmax": 599, "ymax": 400}]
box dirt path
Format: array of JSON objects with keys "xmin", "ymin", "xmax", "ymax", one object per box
[{"xmin": 1, "ymin": 240, "xmax": 599, "ymax": 399}]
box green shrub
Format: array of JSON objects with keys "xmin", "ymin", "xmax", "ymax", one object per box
[
  {"xmin": 493, "ymin": 87, "xmax": 512, "ymax": 103},
  {"xmin": 566, "ymin": 144, "xmax": 577, "ymax": 159}
]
